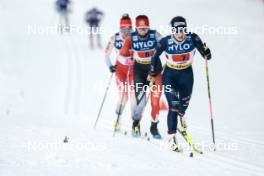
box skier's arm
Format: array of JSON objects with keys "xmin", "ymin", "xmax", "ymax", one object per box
[
  {"xmin": 191, "ymin": 33, "xmax": 212, "ymax": 60},
  {"xmin": 150, "ymin": 37, "xmax": 167, "ymax": 76},
  {"xmin": 119, "ymin": 35, "xmax": 131, "ymax": 57},
  {"xmin": 104, "ymin": 35, "xmax": 116, "ymax": 72}
]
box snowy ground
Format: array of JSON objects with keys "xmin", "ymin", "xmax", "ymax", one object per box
[{"xmin": 1, "ymin": 0, "xmax": 264, "ymax": 175}]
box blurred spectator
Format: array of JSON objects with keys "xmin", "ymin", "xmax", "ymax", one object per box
[
  {"xmin": 56, "ymin": 0, "xmax": 71, "ymax": 32},
  {"xmin": 85, "ymin": 7, "xmax": 104, "ymax": 48}
]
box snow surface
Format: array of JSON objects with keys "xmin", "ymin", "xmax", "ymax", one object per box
[{"xmin": 0, "ymin": 0, "xmax": 264, "ymax": 175}]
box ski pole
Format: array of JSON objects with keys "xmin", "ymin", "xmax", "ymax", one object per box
[
  {"xmin": 93, "ymin": 73, "xmax": 114, "ymax": 129},
  {"xmin": 205, "ymin": 58, "xmax": 216, "ymax": 150},
  {"xmin": 113, "ymin": 64, "xmax": 131, "ymax": 137}
]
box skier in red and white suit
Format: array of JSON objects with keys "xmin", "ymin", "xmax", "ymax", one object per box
[
  {"xmin": 104, "ymin": 14, "xmax": 136, "ymax": 130},
  {"xmin": 120, "ymin": 15, "xmax": 164, "ymax": 138}
]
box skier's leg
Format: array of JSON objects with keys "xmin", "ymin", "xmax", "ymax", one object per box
[
  {"xmin": 115, "ymin": 63, "xmax": 129, "ymax": 116},
  {"xmin": 58, "ymin": 10, "xmax": 65, "ymax": 33},
  {"xmin": 97, "ymin": 33, "xmax": 102, "ymax": 48},
  {"xmin": 131, "ymin": 69, "xmax": 147, "ymax": 136},
  {"xmin": 89, "ymin": 25, "xmax": 94, "ymax": 49},
  {"xmin": 96, "ymin": 24, "xmax": 102, "ymax": 48},
  {"xmin": 163, "ymin": 68, "xmax": 182, "ymax": 151},
  {"xmin": 177, "ymin": 67, "xmax": 194, "ymax": 131},
  {"xmin": 150, "ymin": 73, "xmax": 162, "ymax": 122},
  {"xmin": 149, "ymin": 74, "xmax": 163, "ymax": 138},
  {"xmin": 113, "ymin": 63, "xmax": 129, "ymax": 130},
  {"xmin": 164, "ymin": 88, "xmax": 179, "ymax": 134},
  {"xmin": 178, "ymin": 67, "xmax": 194, "ymax": 116},
  {"xmin": 128, "ymin": 66, "xmax": 137, "ymax": 119},
  {"xmin": 162, "ymin": 68, "xmax": 180, "ymax": 134},
  {"xmin": 65, "ymin": 10, "xmax": 70, "ymax": 31},
  {"xmin": 132, "ymin": 70, "xmax": 147, "ymax": 121}
]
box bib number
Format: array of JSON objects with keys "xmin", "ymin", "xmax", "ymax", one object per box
[{"xmin": 172, "ymin": 53, "xmax": 190, "ymax": 62}]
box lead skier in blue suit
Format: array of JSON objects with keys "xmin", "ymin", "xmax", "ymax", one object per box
[{"xmin": 149, "ymin": 16, "xmax": 212, "ymax": 151}]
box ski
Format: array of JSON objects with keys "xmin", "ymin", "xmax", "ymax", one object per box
[
  {"xmin": 116, "ymin": 128, "xmax": 187, "ymax": 155},
  {"xmin": 177, "ymin": 128, "xmax": 203, "ymax": 157},
  {"xmin": 111, "ymin": 125, "xmax": 202, "ymax": 157}
]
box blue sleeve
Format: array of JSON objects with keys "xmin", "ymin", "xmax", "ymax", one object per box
[{"xmin": 150, "ymin": 37, "xmax": 167, "ymax": 74}]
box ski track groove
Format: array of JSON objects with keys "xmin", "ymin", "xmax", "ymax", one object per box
[
  {"xmin": 63, "ymin": 32, "xmax": 82, "ymax": 116},
  {"xmin": 68, "ymin": 35, "xmax": 82, "ymax": 115},
  {"xmin": 63, "ymin": 35, "xmax": 73, "ymax": 115},
  {"xmin": 204, "ymin": 152, "xmax": 264, "ymax": 176},
  {"xmin": 191, "ymin": 123, "xmax": 264, "ymax": 148},
  {"xmin": 199, "ymin": 130, "xmax": 264, "ymax": 169},
  {"xmin": 104, "ymin": 126, "xmax": 260, "ymax": 175},
  {"xmin": 189, "ymin": 123, "xmax": 264, "ymax": 170},
  {"xmin": 97, "ymin": 119, "xmax": 264, "ymax": 176},
  {"xmin": 52, "ymin": 17, "xmax": 73, "ymax": 116}
]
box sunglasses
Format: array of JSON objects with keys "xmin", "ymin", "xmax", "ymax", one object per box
[
  {"xmin": 137, "ymin": 27, "xmax": 149, "ymax": 31},
  {"xmin": 120, "ymin": 28, "xmax": 132, "ymax": 34}
]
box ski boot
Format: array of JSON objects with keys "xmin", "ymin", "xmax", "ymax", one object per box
[
  {"xmin": 150, "ymin": 121, "xmax": 162, "ymax": 139},
  {"xmin": 168, "ymin": 134, "xmax": 182, "ymax": 152},
  {"xmin": 178, "ymin": 115, "xmax": 188, "ymax": 132},
  {"xmin": 132, "ymin": 120, "xmax": 141, "ymax": 138}
]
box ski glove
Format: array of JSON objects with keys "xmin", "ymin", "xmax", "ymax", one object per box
[
  {"xmin": 203, "ymin": 43, "xmax": 212, "ymax": 60},
  {"xmin": 149, "ymin": 65, "xmax": 158, "ymax": 77},
  {"xmin": 204, "ymin": 47, "xmax": 212, "ymax": 60},
  {"xmin": 109, "ymin": 65, "xmax": 116, "ymax": 73}
]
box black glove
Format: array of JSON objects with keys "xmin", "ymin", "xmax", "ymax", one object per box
[
  {"xmin": 204, "ymin": 47, "xmax": 212, "ymax": 60},
  {"xmin": 203, "ymin": 43, "xmax": 212, "ymax": 60},
  {"xmin": 109, "ymin": 65, "xmax": 116, "ymax": 73},
  {"xmin": 149, "ymin": 65, "xmax": 157, "ymax": 77}
]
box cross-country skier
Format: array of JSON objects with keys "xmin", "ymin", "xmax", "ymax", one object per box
[
  {"xmin": 120, "ymin": 15, "xmax": 163, "ymax": 139},
  {"xmin": 85, "ymin": 7, "xmax": 104, "ymax": 49},
  {"xmin": 55, "ymin": 0, "xmax": 71, "ymax": 32},
  {"xmin": 149, "ymin": 16, "xmax": 212, "ymax": 151},
  {"xmin": 104, "ymin": 14, "xmax": 135, "ymax": 131}
]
